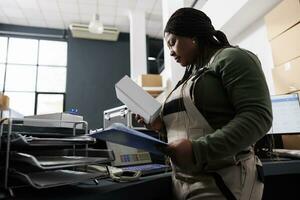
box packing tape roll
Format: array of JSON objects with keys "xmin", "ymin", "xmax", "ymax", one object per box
[{"xmin": 0, "ymin": 95, "xmax": 9, "ymax": 110}]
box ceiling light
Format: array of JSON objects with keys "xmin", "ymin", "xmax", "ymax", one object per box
[
  {"xmin": 88, "ymin": 13, "xmax": 104, "ymax": 34},
  {"xmin": 88, "ymin": 0, "xmax": 103, "ymax": 34}
]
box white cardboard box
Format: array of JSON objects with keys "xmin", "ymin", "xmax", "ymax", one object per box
[
  {"xmin": 24, "ymin": 113, "xmax": 84, "ymax": 128},
  {"xmin": 115, "ymin": 75, "xmax": 161, "ymax": 124}
]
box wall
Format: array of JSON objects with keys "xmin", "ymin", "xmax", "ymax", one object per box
[
  {"xmin": 66, "ymin": 33, "xmax": 130, "ymax": 129},
  {"xmin": 230, "ymin": 18, "xmax": 275, "ymax": 94},
  {"xmin": 146, "ymin": 36, "xmax": 163, "ymax": 74}
]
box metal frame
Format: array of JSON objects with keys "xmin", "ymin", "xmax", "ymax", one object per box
[{"xmin": 0, "ymin": 115, "xmax": 94, "ymax": 196}]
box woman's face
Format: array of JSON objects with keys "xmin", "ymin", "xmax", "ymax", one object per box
[{"xmin": 164, "ymin": 32, "xmax": 198, "ymax": 67}]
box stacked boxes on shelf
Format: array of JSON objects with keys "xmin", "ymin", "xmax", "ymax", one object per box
[
  {"xmin": 137, "ymin": 74, "xmax": 164, "ymax": 97},
  {"xmin": 0, "ymin": 94, "xmax": 9, "ymax": 111},
  {"xmin": 265, "ymin": 0, "xmax": 300, "ymax": 94}
]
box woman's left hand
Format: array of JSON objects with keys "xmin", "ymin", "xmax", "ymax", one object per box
[{"xmin": 164, "ymin": 139, "xmax": 195, "ymax": 169}]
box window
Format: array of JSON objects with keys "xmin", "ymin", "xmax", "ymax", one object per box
[
  {"xmin": 37, "ymin": 66, "xmax": 66, "ymax": 93},
  {"xmin": 0, "ymin": 36, "xmax": 67, "ymax": 116},
  {"xmin": 4, "ymin": 91, "xmax": 35, "ymax": 116},
  {"xmin": 36, "ymin": 93, "xmax": 64, "ymax": 115},
  {"xmin": 7, "ymin": 38, "xmax": 38, "ymax": 65},
  {"xmin": 5, "ymin": 64, "xmax": 37, "ymax": 92},
  {"xmin": 0, "ymin": 37, "xmax": 8, "ymax": 63},
  {"xmin": 0, "ymin": 37, "xmax": 7, "ymax": 91},
  {"xmin": 39, "ymin": 40, "xmax": 67, "ymax": 66},
  {"xmin": 0, "ymin": 64, "xmax": 5, "ymax": 91}
]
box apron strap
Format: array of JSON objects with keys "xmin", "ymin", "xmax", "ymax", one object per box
[{"xmin": 210, "ymin": 172, "xmax": 237, "ymax": 200}]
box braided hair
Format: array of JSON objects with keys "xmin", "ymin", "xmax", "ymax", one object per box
[{"xmin": 164, "ymin": 8, "xmax": 232, "ymax": 87}]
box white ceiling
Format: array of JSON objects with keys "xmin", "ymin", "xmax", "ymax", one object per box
[
  {"xmin": 0, "ymin": 0, "xmax": 195, "ymax": 39},
  {"xmin": 193, "ymin": 0, "xmax": 282, "ymax": 41},
  {"xmin": 0, "ymin": 0, "xmax": 282, "ymax": 40}
]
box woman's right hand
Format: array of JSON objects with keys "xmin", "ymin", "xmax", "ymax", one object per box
[{"xmin": 134, "ymin": 114, "xmax": 163, "ymax": 132}]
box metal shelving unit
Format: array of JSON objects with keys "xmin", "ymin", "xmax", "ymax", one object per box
[{"xmin": 0, "ymin": 117, "xmax": 114, "ymax": 197}]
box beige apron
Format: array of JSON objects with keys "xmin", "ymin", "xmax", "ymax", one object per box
[{"xmin": 162, "ymin": 53, "xmax": 264, "ymax": 200}]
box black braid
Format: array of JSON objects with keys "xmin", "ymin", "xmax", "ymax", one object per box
[
  {"xmin": 173, "ymin": 65, "xmax": 193, "ymax": 90},
  {"xmin": 213, "ymin": 30, "xmax": 231, "ymax": 47}
]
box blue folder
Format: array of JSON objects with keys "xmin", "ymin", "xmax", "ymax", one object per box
[{"xmin": 89, "ymin": 123, "xmax": 167, "ymax": 155}]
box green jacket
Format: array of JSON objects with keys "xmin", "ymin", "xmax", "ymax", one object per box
[{"xmin": 191, "ymin": 47, "xmax": 273, "ymax": 166}]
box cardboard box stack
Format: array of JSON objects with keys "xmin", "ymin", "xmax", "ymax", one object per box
[
  {"xmin": 0, "ymin": 93, "xmax": 9, "ymax": 110},
  {"xmin": 0, "ymin": 93, "xmax": 9, "ymax": 120},
  {"xmin": 137, "ymin": 74, "xmax": 164, "ymax": 97},
  {"xmin": 265, "ymin": 0, "xmax": 300, "ymax": 94}
]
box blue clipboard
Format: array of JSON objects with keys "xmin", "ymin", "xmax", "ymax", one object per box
[{"xmin": 89, "ymin": 123, "xmax": 167, "ymax": 155}]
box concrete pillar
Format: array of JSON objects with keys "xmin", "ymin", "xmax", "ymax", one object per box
[
  {"xmin": 161, "ymin": 0, "xmax": 185, "ymax": 89},
  {"xmin": 129, "ymin": 10, "xmax": 147, "ymax": 81}
]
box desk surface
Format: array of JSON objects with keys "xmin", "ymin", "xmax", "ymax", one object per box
[
  {"xmin": 3, "ymin": 159, "xmax": 300, "ymax": 199},
  {"xmin": 262, "ymin": 159, "xmax": 300, "ymax": 176},
  {"xmin": 8, "ymin": 172, "xmax": 172, "ymax": 200}
]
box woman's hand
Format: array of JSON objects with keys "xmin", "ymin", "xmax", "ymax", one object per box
[
  {"xmin": 164, "ymin": 139, "xmax": 195, "ymax": 169},
  {"xmin": 134, "ymin": 114, "xmax": 163, "ymax": 132}
]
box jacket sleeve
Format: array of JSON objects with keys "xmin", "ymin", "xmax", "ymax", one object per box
[{"xmin": 191, "ymin": 48, "xmax": 273, "ymax": 168}]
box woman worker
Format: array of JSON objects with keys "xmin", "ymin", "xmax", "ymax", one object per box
[{"xmin": 137, "ymin": 7, "xmax": 272, "ymax": 200}]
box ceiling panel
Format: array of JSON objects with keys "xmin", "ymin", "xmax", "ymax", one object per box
[
  {"xmin": 0, "ymin": 0, "xmax": 202, "ymax": 38},
  {"xmin": 99, "ymin": 5, "xmax": 117, "ymax": 16},
  {"xmin": 58, "ymin": 2, "xmax": 79, "ymax": 14},
  {"xmin": 79, "ymin": 4, "xmax": 96, "ymax": 14},
  {"xmin": 116, "ymin": 7, "xmax": 130, "ymax": 17},
  {"xmin": 0, "ymin": 0, "xmax": 18, "ymax": 8},
  {"xmin": 0, "ymin": 9, "xmax": 6, "ymax": 17},
  {"xmin": 23, "ymin": 8, "xmax": 43, "ymax": 19},
  {"xmin": 62, "ymin": 14, "xmax": 80, "ymax": 22},
  {"xmin": 44, "ymin": 12, "xmax": 61, "ymax": 21},
  {"xmin": 79, "ymin": 13, "xmax": 93, "ymax": 23},
  {"xmin": 101, "ymin": 0, "xmax": 118, "ymax": 7},
  {"xmin": 118, "ymin": 0, "xmax": 138, "ymax": 10},
  {"xmin": 152, "ymin": 0, "xmax": 162, "ymax": 13},
  {"xmin": 38, "ymin": 0, "xmax": 60, "ymax": 12},
  {"xmin": 46, "ymin": 20, "xmax": 65, "ymax": 29},
  {"xmin": 115, "ymin": 16, "xmax": 130, "ymax": 27},
  {"xmin": 28, "ymin": 19, "xmax": 47, "ymax": 28},
  {"xmin": 0, "ymin": 17, "xmax": 9, "ymax": 24},
  {"xmin": 135, "ymin": 0, "xmax": 156, "ymax": 11},
  {"xmin": 57, "ymin": 0, "xmax": 78, "ymax": 5},
  {"xmin": 103, "ymin": 16, "xmax": 116, "ymax": 26},
  {"xmin": 16, "ymin": 0, "xmax": 39, "ymax": 10},
  {"xmin": 78, "ymin": 0, "xmax": 97, "ymax": 4},
  {"xmin": 8, "ymin": 17, "xmax": 28, "ymax": 25},
  {"xmin": 2, "ymin": 7, "xmax": 24, "ymax": 18}
]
